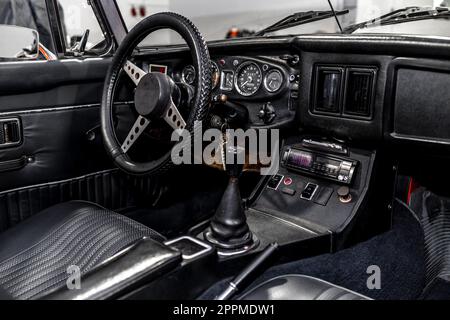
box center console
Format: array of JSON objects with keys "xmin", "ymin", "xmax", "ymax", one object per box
[
  {"xmin": 243, "ymin": 136, "xmax": 377, "ymax": 256},
  {"xmin": 48, "ymin": 137, "xmax": 378, "ymax": 300},
  {"xmin": 136, "ymin": 137, "xmax": 377, "ymax": 298}
]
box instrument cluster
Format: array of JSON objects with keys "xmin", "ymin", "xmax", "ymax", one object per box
[{"xmin": 179, "ymin": 57, "xmax": 290, "ymax": 99}]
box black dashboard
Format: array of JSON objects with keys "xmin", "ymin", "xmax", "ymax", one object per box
[
  {"xmin": 131, "ymin": 34, "xmax": 450, "ymax": 152},
  {"xmin": 137, "ymin": 54, "xmax": 300, "ymax": 128}
]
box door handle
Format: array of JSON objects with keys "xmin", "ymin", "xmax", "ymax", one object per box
[
  {"xmin": 0, "ymin": 118, "xmax": 22, "ymax": 148},
  {"xmin": 0, "ymin": 156, "xmax": 33, "ymax": 173}
]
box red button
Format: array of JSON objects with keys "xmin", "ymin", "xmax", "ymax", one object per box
[{"xmin": 284, "ymin": 177, "xmax": 293, "ymax": 186}]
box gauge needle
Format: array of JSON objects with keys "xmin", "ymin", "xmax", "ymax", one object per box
[{"xmin": 242, "ymin": 76, "xmax": 253, "ymax": 86}]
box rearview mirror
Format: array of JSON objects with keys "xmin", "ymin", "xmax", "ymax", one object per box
[{"xmin": 0, "ymin": 25, "xmax": 39, "ymax": 60}]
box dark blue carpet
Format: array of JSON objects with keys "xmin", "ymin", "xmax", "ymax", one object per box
[{"xmin": 200, "ymin": 202, "xmax": 426, "ymax": 300}]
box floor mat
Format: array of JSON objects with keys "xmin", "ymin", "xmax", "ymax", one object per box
[
  {"xmin": 410, "ymin": 188, "xmax": 450, "ymax": 287},
  {"xmin": 199, "ymin": 202, "xmax": 426, "ymax": 300}
]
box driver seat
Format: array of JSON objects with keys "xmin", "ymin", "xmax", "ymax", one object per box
[{"xmin": 0, "ymin": 201, "xmax": 164, "ymax": 300}]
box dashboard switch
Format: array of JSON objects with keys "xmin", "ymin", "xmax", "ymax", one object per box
[
  {"xmin": 258, "ymin": 102, "xmax": 276, "ymax": 124},
  {"xmin": 267, "ymin": 174, "xmax": 283, "ymax": 190},
  {"xmin": 283, "ymin": 177, "xmax": 293, "ymax": 186},
  {"xmin": 301, "ymin": 183, "xmax": 318, "ymax": 200}
]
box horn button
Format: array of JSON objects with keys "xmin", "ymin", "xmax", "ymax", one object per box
[{"xmin": 134, "ymin": 72, "xmax": 172, "ymax": 118}]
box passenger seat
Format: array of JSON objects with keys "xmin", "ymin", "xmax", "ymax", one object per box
[{"xmin": 239, "ymin": 275, "xmax": 371, "ymax": 300}]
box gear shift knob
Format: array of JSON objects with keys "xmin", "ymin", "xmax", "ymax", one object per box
[{"xmin": 204, "ymin": 142, "xmax": 258, "ymax": 254}]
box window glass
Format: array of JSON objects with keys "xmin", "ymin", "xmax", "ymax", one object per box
[
  {"xmin": 117, "ymin": 0, "xmax": 450, "ymax": 44},
  {"xmin": 57, "ymin": 0, "xmax": 106, "ymax": 52},
  {"xmin": 117, "ymin": 0, "xmax": 184, "ymax": 46}
]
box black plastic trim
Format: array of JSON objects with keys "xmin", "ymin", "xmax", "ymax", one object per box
[
  {"xmin": 45, "ymin": 0, "xmax": 66, "ymax": 57},
  {"xmin": 384, "ymin": 57, "xmax": 450, "ymax": 145}
]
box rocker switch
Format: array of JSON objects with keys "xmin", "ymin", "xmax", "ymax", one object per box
[
  {"xmin": 301, "ymin": 183, "xmax": 318, "ymax": 200},
  {"xmin": 267, "ymin": 174, "xmax": 283, "ymax": 190}
]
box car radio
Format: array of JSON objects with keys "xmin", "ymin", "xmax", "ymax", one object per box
[{"xmin": 281, "ymin": 146, "xmax": 358, "ymax": 185}]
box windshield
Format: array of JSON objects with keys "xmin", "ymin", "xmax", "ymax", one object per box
[{"xmin": 116, "ymin": 0, "xmax": 450, "ymax": 45}]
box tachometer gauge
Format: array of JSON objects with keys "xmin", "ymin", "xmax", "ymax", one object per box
[
  {"xmin": 235, "ymin": 62, "xmax": 262, "ymax": 96},
  {"xmin": 182, "ymin": 65, "xmax": 196, "ymax": 85},
  {"xmin": 211, "ymin": 62, "xmax": 220, "ymax": 89},
  {"xmin": 264, "ymin": 69, "xmax": 283, "ymax": 93}
]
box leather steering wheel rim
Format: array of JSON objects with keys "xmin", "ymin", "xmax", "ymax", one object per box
[{"xmin": 101, "ymin": 12, "xmax": 212, "ymax": 175}]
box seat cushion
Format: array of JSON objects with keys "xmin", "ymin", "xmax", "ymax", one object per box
[
  {"xmin": 0, "ymin": 201, "xmax": 164, "ymax": 300},
  {"xmin": 240, "ymin": 275, "xmax": 371, "ymax": 300}
]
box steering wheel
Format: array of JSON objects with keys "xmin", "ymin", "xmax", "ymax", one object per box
[{"xmin": 101, "ymin": 13, "xmax": 212, "ymax": 175}]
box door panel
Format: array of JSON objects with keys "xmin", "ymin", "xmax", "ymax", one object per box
[
  {"xmin": 0, "ymin": 59, "xmax": 113, "ymax": 194},
  {"xmin": 0, "ymin": 105, "xmax": 110, "ymax": 191},
  {"xmin": 0, "ymin": 58, "xmax": 163, "ymax": 232},
  {"xmin": 0, "ymin": 168, "xmax": 163, "ymax": 232},
  {"xmin": 0, "ymin": 59, "xmax": 110, "ymax": 110}
]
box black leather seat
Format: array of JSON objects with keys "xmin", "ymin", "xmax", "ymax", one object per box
[
  {"xmin": 240, "ymin": 275, "xmax": 371, "ymax": 300},
  {"xmin": 0, "ymin": 201, "xmax": 164, "ymax": 300}
]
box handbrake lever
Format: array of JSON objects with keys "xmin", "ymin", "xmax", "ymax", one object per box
[{"xmin": 215, "ymin": 242, "xmax": 279, "ymax": 300}]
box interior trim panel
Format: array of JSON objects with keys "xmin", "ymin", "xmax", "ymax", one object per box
[{"xmin": 0, "ymin": 168, "xmax": 163, "ymax": 232}]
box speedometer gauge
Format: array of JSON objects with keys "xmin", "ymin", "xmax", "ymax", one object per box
[{"xmin": 235, "ymin": 62, "xmax": 262, "ymax": 96}]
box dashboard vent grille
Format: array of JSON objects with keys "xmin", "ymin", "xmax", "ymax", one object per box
[
  {"xmin": 313, "ymin": 66, "xmax": 344, "ymax": 114},
  {"xmin": 344, "ymin": 68, "xmax": 376, "ymax": 118}
]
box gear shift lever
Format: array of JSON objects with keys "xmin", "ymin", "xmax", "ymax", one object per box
[{"xmin": 204, "ymin": 144, "xmax": 258, "ymax": 254}]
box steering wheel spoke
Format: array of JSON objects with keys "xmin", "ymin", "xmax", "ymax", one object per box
[
  {"xmin": 123, "ymin": 60, "xmax": 147, "ymax": 86},
  {"xmin": 121, "ymin": 115, "xmax": 150, "ymax": 153},
  {"xmin": 101, "ymin": 13, "xmax": 211, "ymax": 174},
  {"xmin": 164, "ymin": 100, "xmax": 187, "ymax": 130}
]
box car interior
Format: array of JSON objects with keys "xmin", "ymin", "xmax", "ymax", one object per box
[{"xmin": 0, "ymin": 0, "xmax": 450, "ymax": 301}]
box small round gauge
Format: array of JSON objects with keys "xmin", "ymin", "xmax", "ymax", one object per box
[
  {"xmin": 235, "ymin": 62, "xmax": 262, "ymax": 96},
  {"xmin": 182, "ymin": 65, "xmax": 196, "ymax": 85},
  {"xmin": 264, "ymin": 69, "xmax": 284, "ymax": 93},
  {"xmin": 211, "ymin": 62, "xmax": 220, "ymax": 89}
]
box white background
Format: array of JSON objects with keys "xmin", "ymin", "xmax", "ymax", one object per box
[{"xmin": 59, "ymin": 0, "xmax": 450, "ymax": 47}]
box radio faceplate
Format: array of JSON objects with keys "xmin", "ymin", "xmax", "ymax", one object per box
[{"xmin": 281, "ymin": 146, "xmax": 358, "ymax": 185}]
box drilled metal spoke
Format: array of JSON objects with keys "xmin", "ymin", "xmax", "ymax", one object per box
[
  {"xmin": 123, "ymin": 60, "xmax": 147, "ymax": 86},
  {"xmin": 163, "ymin": 100, "xmax": 187, "ymax": 131},
  {"xmin": 121, "ymin": 116, "xmax": 150, "ymax": 153}
]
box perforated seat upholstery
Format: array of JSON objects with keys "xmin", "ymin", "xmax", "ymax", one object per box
[{"xmin": 0, "ymin": 201, "xmax": 164, "ymax": 300}]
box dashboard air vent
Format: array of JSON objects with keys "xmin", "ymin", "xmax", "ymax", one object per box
[
  {"xmin": 313, "ymin": 66, "xmax": 344, "ymax": 114},
  {"xmin": 343, "ymin": 68, "xmax": 376, "ymax": 118}
]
